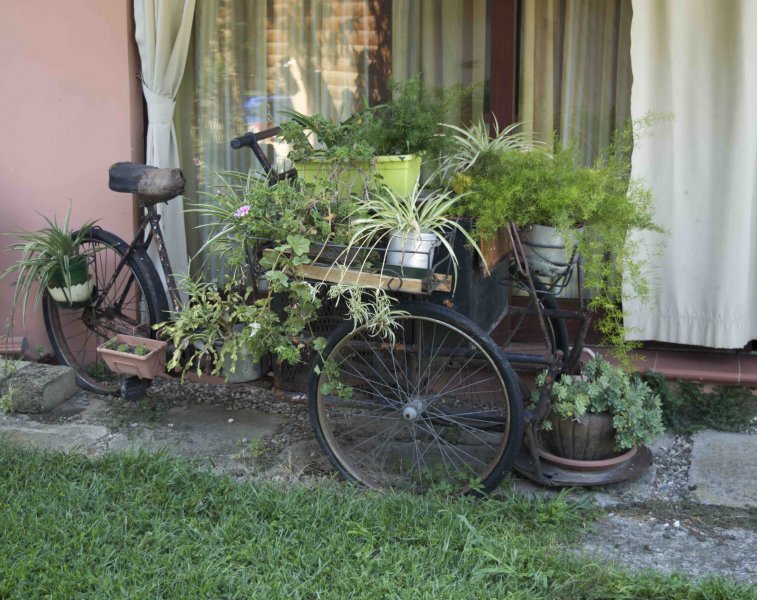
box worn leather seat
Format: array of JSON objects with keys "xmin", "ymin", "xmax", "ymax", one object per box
[{"xmin": 108, "ymin": 162, "xmax": 185, "ymax": 204}]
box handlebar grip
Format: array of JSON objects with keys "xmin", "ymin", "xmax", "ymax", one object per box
[{"xmin": 230, "ymin": 132, "xmax": 258, "ymax": 149}]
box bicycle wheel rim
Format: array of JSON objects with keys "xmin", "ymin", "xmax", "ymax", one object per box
[
  {"xmin": 44, "ymin": 234, "xmax": 159, "ymax": 393},
  {"xmin": 311, "ymin": 310, "xmax": 517, "ymax": 494}
]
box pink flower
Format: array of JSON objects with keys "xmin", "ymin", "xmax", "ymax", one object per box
[{"xmin": 234, "ymin": 205, "xmax": 250, "ymax": 218}]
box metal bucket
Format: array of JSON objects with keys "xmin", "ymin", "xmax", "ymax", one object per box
[
  {"xmin": 385, "ymin": 231, "xmax": 438, "ymax": 270},
  {"xmin": 520, "ymin": 224, "xmax": 581, "ymax": 278}
]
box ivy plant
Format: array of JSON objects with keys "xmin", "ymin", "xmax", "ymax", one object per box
[{"xmin": 161, "ymin": 172, "xmax": 403, "ymax": 380}]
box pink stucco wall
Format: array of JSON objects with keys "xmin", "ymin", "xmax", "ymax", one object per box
[{"xmin": 0, "ymin": 1, "xmax": 143, "ymax": 355}]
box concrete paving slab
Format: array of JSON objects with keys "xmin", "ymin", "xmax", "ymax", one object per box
[
  {"xmin": 580, "ymin": 514, "xmax": 756, "ymax": 584},
  {"xmin": 1, "ymin": 361, "xmax": 78, "ymax": 413},
  {"xmin": 689, "ymin": 431, "xmax": 757, "ymax": 508},
  {"xmin": 105, "ymin": 404, "xmax": 285, "ymax": 474},
  {"xmin": 0, "ymin": 420, "xmax": 110, "ymax": 454}
]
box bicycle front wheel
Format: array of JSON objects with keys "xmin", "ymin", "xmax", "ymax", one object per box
[
  {"xmin": 309, "ymin": 302, "xmax": 522, "ymax": 494},
  {"xmin": 43, "ymin": 227, "xmax": 169, "ymax": 393}
]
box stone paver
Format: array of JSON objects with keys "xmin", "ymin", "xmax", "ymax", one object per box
[
  {"xmin": 1, "ymin": 360, "xmax": 78, "ymax": 413},
  {"xmin": 688, "ymin": 431, "xmax": 757, "ymax": 508},
  {"xmin": 0, "ymin": 419, "xmax": 110, "ymax": 454},
  {"xmin": 107, "ymin": 404, "xmax": 285, "ymax": 472},
  {"xmin": 580, "ymin": 514, "xmax": 756, "ymax": 584},
  {"xmin": 2, "ymin": 400, "xmax": 285, "ymax": 475}
]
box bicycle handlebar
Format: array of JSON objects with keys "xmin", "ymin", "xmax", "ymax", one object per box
[{"xmin": 230, "ymin": 126, "xmax": 282, "ymax": 149}]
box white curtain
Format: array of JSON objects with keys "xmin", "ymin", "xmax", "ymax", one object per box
[
  {"xmin": 625, "ymin": 0, "xmax": 757, "ymax": 348},
  {"xmin": 134, "ymin": 0, "xmax": 196, "ymax": 291},
  {"xmin": 519, "ymin": 0, "xmax": 632, "ymax": 299}
]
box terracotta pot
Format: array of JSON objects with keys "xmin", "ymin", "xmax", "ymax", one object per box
[
  {"xmin": 97, "ymin": 334, "xmax": 167, "ymax": 380},
  {"xmin": 542, "ymin": 412, "xmax": 619, "ymax": 461},
  {"xmin": 537, "ymin": 445, "xmax": 638, "ymax": 472}
]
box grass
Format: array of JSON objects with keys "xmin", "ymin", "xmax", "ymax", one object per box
[
  {"xmin": 643, "ymin": 373, "xmax": 757, "ymax": 434},
  {"xmin": 0, "ymin": 443, "xmax": 753, "ymax": 599}
]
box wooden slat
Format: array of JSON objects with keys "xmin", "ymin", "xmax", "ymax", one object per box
[
  {"xmin": 263, "ymin": 249, "xmax": 452, "ymax": 293},
  {"xmin": 292, "ymin": 262, "xmax": 423, "ymax": 293}
]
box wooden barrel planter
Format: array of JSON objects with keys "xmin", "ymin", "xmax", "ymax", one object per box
[{"xmin": 539, "ymin": 412, "xmax": 638, "ymax": 471}]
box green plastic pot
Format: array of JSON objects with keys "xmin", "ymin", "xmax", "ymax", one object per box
[
  {"xmin": 47, "ymin": 255, "xmax": 94, "ymax": 307},
  {"xmin": 47, "ymin": 255, "xmax": 88, "ymax": 288},
  {"xmin": 297, "ymin": 153, "xmax": 422, "ymax": 198}
]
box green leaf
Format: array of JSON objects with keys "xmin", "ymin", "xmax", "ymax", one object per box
[
  {"xmin": 265, "ymin": 271, "xmax": 289, "ymax": 285},
  {"xmin": 287, "ymin": 234, "xmax": 311, "ymax": 257}
]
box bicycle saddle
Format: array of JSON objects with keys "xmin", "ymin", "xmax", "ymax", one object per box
[{"xmin": 108, "ymin": 162, "xmax": 185, "ymax": 205}]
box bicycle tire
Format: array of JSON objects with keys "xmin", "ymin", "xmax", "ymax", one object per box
[
  {"xmin": 309, "ymin": 302, "xmax": 523, "ymax": 494},
  {"xmin": 43, "ymin": 227, "xmax": 169, "ymax": 394}
]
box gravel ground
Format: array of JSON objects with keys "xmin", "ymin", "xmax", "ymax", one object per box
[{"xmin": 646, "ymin": 434, "xmax": 693, "ymax": 501}]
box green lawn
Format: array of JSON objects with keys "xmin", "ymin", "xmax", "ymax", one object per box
[{"xmin": 0, "ymin": 443, "xmax": 751, "ymax": 599}]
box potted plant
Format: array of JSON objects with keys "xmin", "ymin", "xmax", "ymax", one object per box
[
  {"xmin": 536, "ymin": 355, "xmax": 664, "ymax": 469},
  {"xmin": 280, "ymin": 78, "xmax": 452, "ymax": 197},
  {"xmin": 0, "ymin": 207, "xmax": 100, "ymax": 320},
  {"xmin": 186, "ymin": 171, "xmax": 435, "ymax": 381},
  {"xmin": 97, "ymin": 334, "xmax": 168, "ymax": 380},
  {"xmin": 445, "ymin": 121, "xmax": 662, "ymax": 361},
  {"xmin": 156, "ymin": 278, "xmax": 271, "ymax": 383},
  {"xmin": 437, "ymin": 117, "xmax": 537, "ymax": 269},
  {"xmin": 348, "ymin": 180, "xmax": 486, "ymax": 281}
]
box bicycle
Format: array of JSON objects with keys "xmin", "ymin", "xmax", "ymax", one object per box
[{"xmin": 43, "ymin": 127, "xmax": 592, "ymax": 494}]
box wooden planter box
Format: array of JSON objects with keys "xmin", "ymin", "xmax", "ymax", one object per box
[
  {"xmin": 479, "ymin": 225, "xmax": 513, "ymax": 273},
  {"xmin": 97, "ymin": 334, "xmax": 167, "ymax": 380}
]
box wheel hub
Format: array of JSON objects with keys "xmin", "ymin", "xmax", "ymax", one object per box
[{"xmin": 402, "ymin": 398, "xmax": 425, "ymax": 422}]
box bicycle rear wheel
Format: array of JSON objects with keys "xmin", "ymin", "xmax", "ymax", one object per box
[
  {"xmin": 309, "ymin": 302, "xmax": 522, "ymax": 494},
  {"xmin": 43, "ymin": 227, "xmax": 169, "ymax": 393}
]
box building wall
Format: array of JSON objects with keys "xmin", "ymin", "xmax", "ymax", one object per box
[{"xmin": 0, "ymin": 1, "xmax": 143, "ymax": 354}]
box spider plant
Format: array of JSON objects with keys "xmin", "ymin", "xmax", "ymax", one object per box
[
  {"xmin": 437, "ymin": 117, "xmax": 538, "ymax": 183},
  {"xmin": 348, "ymin": 179, "xmax": 487, "ymax": 283},
  {"xmin": 0, "ymin": 207, "xmax": 99, "ymax": 321}
]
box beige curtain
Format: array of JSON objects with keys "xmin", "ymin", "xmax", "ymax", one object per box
[
  {"xmin": 519, "ymin": 0, "xmax": 632, "ymax": 165},
  {"xmin": 624, "ymin": 0, "xmax": 757, "ymax": 348},
  {"xmin": 392, "ymin": 0, "xmax": 488, "ymax": 124},
  {"xmin": 134, "ymin": 0, "xmax": 196, "ymax": 294}
]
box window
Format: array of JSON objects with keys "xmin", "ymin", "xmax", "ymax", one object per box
[{"xmin": 176, "ymin": 0, "xmax": 493, "ymax": 269}]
